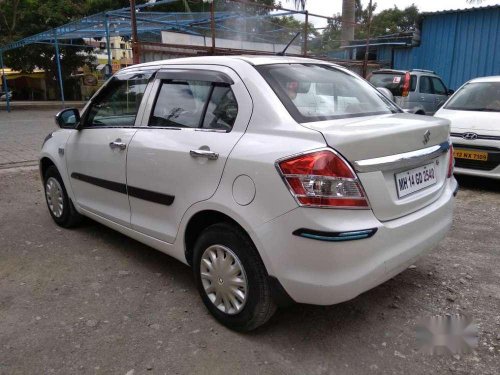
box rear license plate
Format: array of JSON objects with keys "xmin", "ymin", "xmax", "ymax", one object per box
[
  {"xmin": 453, "ymin": 149, "xmax": 488, "ymax": 161},
  {"xmin": 395, "ymin": 162, "xmax": 438, "ymax": 198}
]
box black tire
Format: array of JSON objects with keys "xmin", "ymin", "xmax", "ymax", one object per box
[
  {"xmin": 43, "ymin": 165, "xmax": 82, "ymax": 228},
  {"xmin": 193, "ymin": 223, "xmax": 276, "ymax": 331}
]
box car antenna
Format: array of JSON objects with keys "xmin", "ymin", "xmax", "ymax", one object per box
[{"xmin": 277, "ymin": 32, "xmax": 301, "ymax": 56}]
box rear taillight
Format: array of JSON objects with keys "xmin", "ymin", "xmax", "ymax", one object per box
[
  {"xmin": 447, "ymin": 144, "xmax": 454, "ymax": 178},
  {"xmin": 276, "ymin": 150, "xmax": 369, "ymax": 208},
  {"xmin": 402, "ymin": 72, "xmax": 411, "ymax": 97}
]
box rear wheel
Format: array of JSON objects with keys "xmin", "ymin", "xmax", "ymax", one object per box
[
  {"xmin": 43, "ymin": 165, "xmax": 82, "ymax": 228},
  {"xmin": 193, "ymin": 223, "xmax": 276, "ymax": 331}
]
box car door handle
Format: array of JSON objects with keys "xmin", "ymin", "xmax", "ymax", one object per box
[
  {"xmin": 190, "ymin": 149, "xmax": 219, "ymax": 160},
  {"xmin": 109, "ymin": 139, "xmax": 126, "ymax": 150}
]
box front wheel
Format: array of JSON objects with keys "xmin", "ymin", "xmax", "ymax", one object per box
[
  {"xmin": 43, "ymin": 165, "xmax": 82, "ymax": 228},
  {"xmin": 193, "ymin": 223, "xmax": 276, "ymax": 331}
]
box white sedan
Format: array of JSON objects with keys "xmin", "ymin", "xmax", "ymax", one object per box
[
  {"xmin": 40, "ymin": 56, "xmax": 457, "ymax": 331},
  {"xmin": 435, "ymin": 76, "xmax": 500, "ymax": 179}
]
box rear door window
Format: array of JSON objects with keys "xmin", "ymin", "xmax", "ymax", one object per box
[
  {"xmin": 150, "ymin": 81, "xmax": 211, "ymax": 128},
  {"xmin": 419, "ymin": 76, "xmax": 433, "ymax": 94},
  {"xmin": 410, "ymin": 75, "xmax": 417, "ymax": 92},
  {"xmin": 149, "ymin": 79, "xmax": 238, "ymax": 131},
  {"xmin": 202, "ymin": 85, "xmax": 238, "ymax": 131}
]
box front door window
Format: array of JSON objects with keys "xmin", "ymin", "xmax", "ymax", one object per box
[{"xmin": 85, "ymin": 74, "xmax": 150, "ymax": 127}]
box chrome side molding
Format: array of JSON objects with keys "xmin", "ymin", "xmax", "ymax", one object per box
[{"xmin": 354, "ymin": 141, "xmax": 450, "ymax": 173}]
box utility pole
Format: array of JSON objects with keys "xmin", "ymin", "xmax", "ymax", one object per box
[
  {"xmin": 303, "ymin": 10, "xmax": 309, "ymax": 56},
  {"xmin": 210, "ymin": 0, "xmax": 216, "ymax": 55},
  {"xmin": 130, "ymin": 0, "xmax": 140, "ymax": 64},
  {"xmin": 362, "ymin": 0, "xmax": 373, "ymax": 78}
]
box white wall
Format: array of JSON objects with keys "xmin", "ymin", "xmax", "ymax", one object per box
[{"xmin": 161, "ymin": 31, "xmax": 301, "ymax": 54}]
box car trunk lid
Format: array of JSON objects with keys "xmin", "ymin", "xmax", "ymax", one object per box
[{"xmin": 302, "ymin": 113, "xmax": 451, "ymax": 221}]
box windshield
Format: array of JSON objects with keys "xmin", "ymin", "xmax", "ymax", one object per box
[
  {"xmin": 445, "ymin": 82, "xmax": 500, "ymax": 112},
  {"xmin": 369, "ymin": 73, "xmax": 405, "ymax": 96},
  {"xmin": 257, "ymin": 64, "xmax": 398, "ymax": 123}
]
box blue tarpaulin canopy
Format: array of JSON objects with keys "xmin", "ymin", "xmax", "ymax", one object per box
[{"xmin": 0, "ymin": 0, "xmax": 302, "ymax": 111}]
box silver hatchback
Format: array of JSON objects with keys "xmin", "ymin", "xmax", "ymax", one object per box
[{"xmin": 369, "ymin": 69, "xmax": 453, "ymax": 115}]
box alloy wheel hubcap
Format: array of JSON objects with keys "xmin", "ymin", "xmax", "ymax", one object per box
[
  {"xmin": 45, "ymin": 177, "xmax": 64, "ymax": 218},
  {"xmin": 200, "ymin": 244, "xmax": 248, "ymax": 315}
]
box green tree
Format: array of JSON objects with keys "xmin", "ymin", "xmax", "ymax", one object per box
[
  {"xmin": 312, "ymin": 2, "xmax": 419, "ymax": 53},
  {"xmin": 1, "ymin": 0, "xmax": 97, "ymax": 99},
  {"xmin": 352, "ymin": 3, "xmax": 419, "ymax": 40}
]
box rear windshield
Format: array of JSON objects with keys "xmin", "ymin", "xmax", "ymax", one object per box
[
  {"xmin": 445, "ymin": 82, "xmax": 500, "ymax": 112},
  {"xmin": 257, "ymin": 64, "xmax": 398, "ymax": 123},
  {"xmin": 369, "ymin": 73, "xmax": 409, "ymax": 96}
]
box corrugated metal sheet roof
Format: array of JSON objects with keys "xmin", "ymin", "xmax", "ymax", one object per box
[
  {"xmin": 394, "ymin": 5, "xmax": 500, "ymax": 89},
  {"xmin": 342, "ymin": 42, "xmax": 408, "ymax": 49},
  {"xmin": 422, "ymin": 4, "xmax": 500, "ymax": 17}
]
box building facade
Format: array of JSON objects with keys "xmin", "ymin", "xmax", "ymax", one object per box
[{"xmin": 393, "ymin": 5, "xmax": 500, "ymax": 90}]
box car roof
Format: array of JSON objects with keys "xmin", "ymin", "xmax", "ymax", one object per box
[
  {"xmin": 371, "ymin": 69, "xmax": 407, "ymax": 74},
  {"xmin": 119, "ymin": 55, "xmax": 341, "ymax": 72},
  {"xmin": 467, "ymin": 76, "xmax": 500, "ymax": 83},
  {"xmin": 371, "ymin": 69, "xmax": 438, "ymax": 76}
]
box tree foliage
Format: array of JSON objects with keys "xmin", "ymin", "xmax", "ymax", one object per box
[
  {"xmin": 356, "ymin": 3, "xmax": 419, "ymax": 40},
  {"xmin": 315, "ymin": 2, "xmax": 419, "ymax": 52},
  {"xmin": 0, "ymin": 0, "xmax": 309, "ymax": 87}
]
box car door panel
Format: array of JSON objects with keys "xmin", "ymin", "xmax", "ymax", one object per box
[
  {"xmin": 66, "ymin": 128, "xmax": 136, "ymax": 226},
  {"xmin": 126, "ymin": 66, "xmax": 252, "ymax": 243},
  {"xmin": 65, "ymin": 72, "xmax": 152, "ymax": 227},
  {"xmin": 431, "ymin": 77, "xmax": 449, "ymax": 112},
  {"xmin": 418, "ymin": 76, "xmax": 435, "ymax": 114}
]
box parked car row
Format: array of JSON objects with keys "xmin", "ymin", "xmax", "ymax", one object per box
[
  {"xmin": 369, "ymin": 69, "xmax": 499, "ymax": 180},
  {"xmin": 435, "ymin": 76, "xmax": 500, "ymax": 180},
  {"xmin": 368, "ymin": 69, "xmax": 453, "ymax": 115}
]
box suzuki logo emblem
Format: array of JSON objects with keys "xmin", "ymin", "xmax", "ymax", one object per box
[
  {"xmin": 423, "ymin": 130, "xmax": 431, "ymax": 145},
  {"xmin": 463, "ymin": 132, "xmax": 478, "ymax": 140}
]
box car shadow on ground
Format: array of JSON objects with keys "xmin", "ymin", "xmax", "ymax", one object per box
[
  {"xmin": 74, "ymin": 218, "xmax": 195, "ymax": 289},
  {"xmin": 74, "ymin": 217, "xmax": 425, "ymax": 338},
  {"xmin": 455, "ymin": 174, "xmax": 500, "ymax": 193}
]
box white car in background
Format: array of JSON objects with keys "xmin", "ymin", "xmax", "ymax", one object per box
[
  {"xmin": 435, "ymin": 76, "xmax": 500, "ymax": 179},
  {"xmin": 40, "ymin": 56, "xmax": 457, "ymax": 331}
]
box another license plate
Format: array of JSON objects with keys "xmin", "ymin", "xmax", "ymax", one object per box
[
  {"xmin": 395, "ymin": 162, "xmax": 438, "ymax": 198},
  {"xmin": 453, "ymin": 149, "xmax": 488, "ymax": 161}
]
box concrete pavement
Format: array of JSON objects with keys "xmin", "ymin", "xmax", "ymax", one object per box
[
  {"xmin": 0, "ymin": 109, "xmax": 57, "ymax": 167},
  {"xmin": 0, "ymin": 168, "xmax": 499, "ymax": 374}
]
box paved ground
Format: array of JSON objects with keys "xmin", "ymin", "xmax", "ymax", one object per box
[
  {"xmin": 0, "ymin": 109, "xmax": 58, "ymax": 167},
  {"xmin": 0, "ymin": 167, "xmax": 499, "ymax": 375}
]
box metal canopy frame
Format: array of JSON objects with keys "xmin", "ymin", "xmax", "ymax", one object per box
[{"xmin": 0, "ymin": 0, "xmax": 312, "ymax": 112}]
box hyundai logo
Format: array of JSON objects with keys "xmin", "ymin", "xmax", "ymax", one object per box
[
  {"xmin": 423, "ymin": 130, "xmax": 431, "ymax": 145},
  {"xmin": 463, "ymin": 132, "xmax": 478, "ymax": 140}
]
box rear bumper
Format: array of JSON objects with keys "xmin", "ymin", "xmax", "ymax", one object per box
[{"xmin": 255, "ymin": 178, "xmax": 457, "ymax": 305}]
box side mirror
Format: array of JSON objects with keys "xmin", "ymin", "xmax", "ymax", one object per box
[
  {"xmin": 376, "ymin": 87, "xmax": 394, "ymax": 102},
  {"xmin": 55, "ymin": 108, "xmax": 80, "ymax": 129},
  {"xmin": 447, "ymin": 89, "xmax": 454, "ymax": 95}
]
